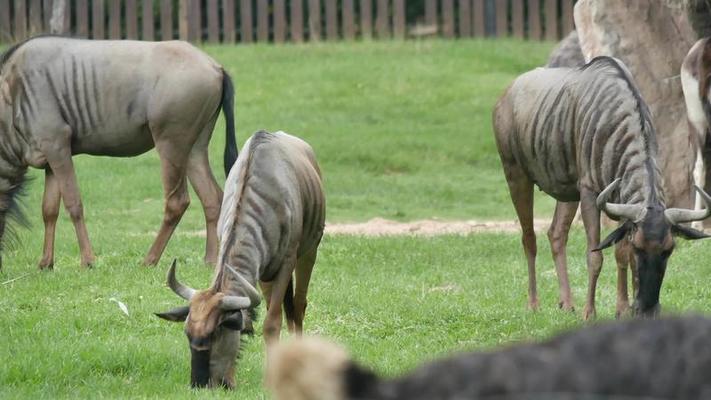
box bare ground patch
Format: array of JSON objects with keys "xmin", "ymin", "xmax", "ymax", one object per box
[{"xmin": 323, "ymin": 217, "xmax": 556, "ymax": 236}]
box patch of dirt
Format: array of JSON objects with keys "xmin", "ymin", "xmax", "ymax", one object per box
[{"xmin": 325, "ymin": 217, "xmax": 557, "ymax": 236}]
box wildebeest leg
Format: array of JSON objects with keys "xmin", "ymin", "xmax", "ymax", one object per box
[
  {"xmin": 293, "ymin": 246, "xmax": 317, "ymax": 335},
  {"xmin": 143, "ymin": 143, "xmax": 190, "ymax": 266},
  {"xmin": 702, "ymin": 132, "xmax": 711, "ymax": 229},
  {"xmin": 503, "ymin": 164, "xmax": 538, "ymax": 310},
  {"xmin": 692, "ymin": 147, "xmax": 706, "ymax": 231},
  {"xmin": 580, "ymin": 189, "xmax": 603, "ymax": 320},
  {"xmin": 614, "ymin": 239, "xmax": 632, "ymax": 318},
  {"xmin": 263, "ymin": 250, "xmax": 298, "ymax": 352},
  {"xmin": 187, "ymin": 149, "xmax": 222, "ymax": 265},
  {"xmin": 630, "ymin": 251, "xmax": 639, "ymax": 298},
  {"xmin": 547, "ymin": 201, "xmax": 578, "ymax": 311},
  {"xmin": 38, "ymin": 168, "xmax": 60, "ymax": 270},
  {"xmin": 45, "ymin": 156, "xmax": 95, "ymax": 268}
]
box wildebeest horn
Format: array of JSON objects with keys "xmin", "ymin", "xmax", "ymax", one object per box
[
  {"xmin": 166, "ymin": 259, "xmax": 196, "ymax": 301},
  {"xmin": 596, "ymin": 178, "xmax": 644, "ymax": 221},
  {"xmin": 220, "ymin": 264, "xmax": 262, "ymax": 311},
  {"xmin": 664, "ymin": 185, "xmax": 711, "ymax": 224}
]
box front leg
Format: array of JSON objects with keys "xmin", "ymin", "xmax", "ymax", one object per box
[
  {"xmin": 579, "ymin": 188, "xmax": 603, "ymax": 320},
  {"xmin": 614, "ymin": 239, "xmax": 632, "ymax": 318},
  {"xmin": 39, "ymin": 168, "xmax": 61, "ymax": 270}
]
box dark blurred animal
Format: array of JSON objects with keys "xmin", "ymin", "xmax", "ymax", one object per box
[
  {"xmin": 681, "ymin": 37, "xmax": 711, "ymax": 231},
  {"xmin": 0, "ymin": 35, "xmax": 237, "ymax": 269},
  {"xmin": 156, "ymin": 130, "xmax": 325, "ymax": 388},
  {"xmin": 267, "ymin": 316, "xmax": 711, "ymax": 400},
  {"xmin": 493, "ymin": 56, "xmax": 711, "ymax": 319}
]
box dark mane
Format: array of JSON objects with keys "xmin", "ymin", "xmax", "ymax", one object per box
[
  {"xmin": 0, "ymin": 34, "xmax": 67, "ymax": 72},
  {"xmin": 0, "ymin": 171, "xmax": 30, "ymax": 252}
]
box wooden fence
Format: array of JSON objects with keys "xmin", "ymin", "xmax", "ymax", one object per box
[{"xmin": 0, "ymin": 0, "xmax": 575, "ymax": 44}]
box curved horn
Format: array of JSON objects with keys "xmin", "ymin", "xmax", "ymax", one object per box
[
  {"xmin": 166, "ymin": 259, "xmax": 196, "ymax": 301},
  {"xmin": 596, "ymin": 178, "xmax": 644, "ymax": 221},
  {"xmin": 220, "ymin": 264, "xmax": 262, "ymax": 311},
  {"xmin": 664, "ymin": 185, "xmax": 711, "ymax": 224}
]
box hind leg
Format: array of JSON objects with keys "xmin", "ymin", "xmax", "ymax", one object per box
[
  {"xmin": 580, "ymin": 188, "xmax": 603, "ymax": 320},
  {"xmin": 263, "ymin": 249, "xmax": 298, "ymax": 352},
  {"xmin": 293, "ymin": 246, "xmax": 318, "ymax": 335},
  {"xmin": 547, "ymin": 201, "xmax": 578, "ymax": 311},
  {"xmin": 143, "ymin": 138, "xmax": 191, "ymax": 266},
  {"xmin": 187, "ymin": 148, "xmax": 222, "ymax": 265},
  {"xmin": 503, "ymin": 163, "xmax": 538, "ymax": 310},
  {"xmin": 38, "ymin": 168, "xmax": 60, "ymax": 270}
]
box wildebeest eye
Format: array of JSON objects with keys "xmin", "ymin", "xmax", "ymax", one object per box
[{"xmin": 220, "ymin": 311, "xmax": 244, "ymax": 331}]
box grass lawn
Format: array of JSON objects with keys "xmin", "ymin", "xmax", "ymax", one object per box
[{"xmin": 6, "ymin": 39, "xmax": 708, "ymax": 399}]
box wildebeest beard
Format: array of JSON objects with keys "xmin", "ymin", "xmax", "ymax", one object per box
[
  {"xmin": 633, "ymin": 207, "xmax": 671, "ymax": 317},
  {"xmin": 190, "ymin": 347, "xmax": 211, "ymax": 388},
  {"xmin": 0, "ymin": 173, "xmax": 30, "ymax": 270}
]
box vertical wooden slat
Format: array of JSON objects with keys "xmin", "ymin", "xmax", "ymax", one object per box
[
  {"xmin": 0, "ymin": 0, "xmax": 9, "ymax": 42},
  {"xmin": 425, "ymin": 0, "xmax": 436, "ymax": 29},
  {"xmin": 512, "ymin": 0, "xmax": 523, "ymax": 38},
  {"xmin": 29, "ymin": 0, "xmax": 42, "ymax": 34},
  {"xmin": 109, "ymin": 0, "xmax": 122, "ymax": 39},
  {"xmin": 42, "ymin": 0, "xmax": 51, "ymax": 30},
  {"xmin": 360, "ymin": 0, "xmax": 372, "ymax": 39},
  {"xmin": 75, "ymin": 0, "xmax": 89, "ymax": 37},
  {"xmin": 142, "ymin": 0, "xmax": 154, "ymax": 40},
  {"xmin": 545, "ymin": 0, "xmax": 557, "ymax": 41},
  {"xmin": 62, "ymin": 0, "xmax": 69, "ymax": 29},
  {"xmin": 223, "ymin": 0, "xmax": 235, "ymax": 42},
  {"xmin": 376, "ymin": 0, "xmax": 388, "ymax": 39},
  {"xmin": 393, "ymin": 0, "xmax": 405, "ymax": 39},
  {"xmin": 92, "ymin": 0, "xmax": 105, "ymax": 39},
  {"xmin": 291, "ymin": 0, "xmax": 303, "ymax": 42},
  {"xmin": 273, "ymin": 0, "xmax": 286, "ymax": 43},
  {"xmin": 325, "ymin": 0, "xmax": 337, "ymax": 40},
  {"xmin": 179, "ymin": 0, "xmax": 189, "ymax": 40},
  {"xmin": 528, "ymin": 0, "xmax": 541, "ymax": 40},
  {"xmin": 126, "ymin": 0, "xmax": 138, "ymax": 39},
  {"xmin": 240, "ymin": 0, "xmax": 252, "ymax": 43},
  {"xmin": 191, "ymin": 0, "xmax": 202, "ymax": 42},
  {"xmin": 458, "ymin": 0, "xmax": 470, "ymax": 37},
  {"xmin": 207, "ymin": 0, "xmax": 219, "ymax": 42},
  {"xmin": 15, "ymin": 0, "xmax": 27, "ymax": 40},
  {"xmin": 472, "ymin": 0, "xmax": 484, "ymax": 37},
  {"xmin": 342, "ymin": 0, "xmax": 354, "ymax": 40},
  {"xmin": 161, "ymin": 0, "xmax": 173, "ymax": 40},
  {"xmin": 495, "ymin": 0, "xmax": 506, "ymax": 37},
  {"xmin": 562, "ymin": 0, "xmax": 574, "ymax": 34},
  {"xmin": 257, "ymin": 0, "xmax": 268, "ymax": 42},
  {"xmin": 442, "ymin": 0, "xmax": 453, "ymax": 38},
  {"xmin": 308, "ymin": 0, "xmax": 320, "ymax": 41}
]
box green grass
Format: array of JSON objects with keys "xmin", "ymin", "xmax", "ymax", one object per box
[{"xmin": 7, "ymin": 39, "xmax": 699, "ymax": 399}]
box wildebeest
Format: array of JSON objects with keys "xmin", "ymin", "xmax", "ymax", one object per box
[
  {"xmin": 546, "ymin": 31, "xmax": 585, "ymax": 68},
  {"xmin": 493, "ymin": 56, "xmax": 711, "ymax": 319},
  {"xmin": 0, "ymin": 35, "xmax": 236, "ymax": 269},
  {"xmin": 267, "ymin": 316, "xmax": 711, "ymax": 400},
  {"xmin": 681, "ymin": 37, "xmax": 711, "ymax": 231},
  {"xmin": 156, "ymin": 130, "xmax": 325, "ymax": 388}
]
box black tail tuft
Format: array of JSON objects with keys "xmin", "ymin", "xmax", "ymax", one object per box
[
  {"xmin": 283, "ymin": 277, "xmax": 295, "ymax": 327},
  {"xmin": 221, "ymin": 70, "xmax": 238, "ymax": 177}
]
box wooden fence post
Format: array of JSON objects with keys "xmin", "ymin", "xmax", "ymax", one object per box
[
  {"xmin": 495, "ymin": 0, "xmax": 507, "ymax": 37},
  {"xmin": 1, "ymin": 0, "xmax": 11, "ymax": 42},
  {"xmin": 223, "ymin": 0, "xmax": 235, "ymax": 42},
  {"xmin": 343, "ymin": 0, "xmax": 355, "ymax": 40},
  {"xmin": 442, "ymin": 0, "xmax": 454, "ymax": 38},
  {"xmin": 528, "ymin": 0, "xmax": 541, "ymax": 40},
  {"xmin": 257, "ymin": 0, "xmax": 268, "ymax": 42},
  {"xmin": 376, "ymin": 0, "xmax": 389, "ymax": 39},
  {"xmin": 326, "ymin": 0, "xmax": 337, "ymax": 40},
  {"xmin": 472, "ymin": 0, "xmax": 484, "ymax": 37},
  {"xmin": 291, "ymin": 0, "xmax": 304, "ymax": 42},
  {"xmin": 109, "ymin": 0, "xmax": 122, "ymax": 39},
  {"xmin": 240, "ymin": 0, "xmax": 253, "ymax": 43},
  {"xmin": 512, "ymin": 0, "xmax": 523, "ymax": 38},
  {"xmin": 15, "ymin": 0, "xmax": 27, "ymax": 40},
  {"xmin": 191, "ymin": 0, "xmax": 201, "ymax": 42},
  {"xmin": 125, "ymin": 0, "xmax": 138, "ymax": 39},
  {"xmin": 274, "ymin": 0, "xmax": 286, "ymax": 43},
  {"xmin": 207, "ymin": 0, "xmax": 219, "ymax": 42},
  {"xmin": 458, "ymin": 0, "xmax": 471, "ymax": 37},
  {"xmin": 545, "ymin": 0, "xmax": 558, "ymax": 40},
  {"xmin": 309, "ymin": 0, "xmax": 321, "ymax": 41},
  {"xmin": 425, "ymin": 0, "xmax": 437, "ymax": 31},
  {"xmin": 75, "ymin": 0, "xmax": 88, "ymax": 37},
  {"xmin": 92, "ymin": 0, "xmax": 105, "ymax": 39},
  {"xmin": 161, "ymin": 0, "xmax": 173, "ymax": 40},
  {"xmin": 29, "ymin": 0, "xmax": 43, "ymax": 35},
  {"xmin": 360, "ymin": 0, "xmax": 372, "ymax": 39},
  {"xmin": 142, "ymin": 0, "xmax": 154, "ymax": 40},
  {"xmin": 562, "ymin": 0, "xmax": 574, "ymax": 34},
  {"xmin": 393, "ymin": 0, "xmax": 405, "ymax": 39}
]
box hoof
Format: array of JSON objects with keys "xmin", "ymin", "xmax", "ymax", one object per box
[
  {"xmin": 527, "ymin": 299, "xmax": 540, "ymax": 311},
  {"xmin": 38, "ymin": 258, "xmax": 54, "ymax": 270},
  {"xmin": 558, "ymin": 301, "xmax": 575, "ymax": 312},
  {"xmin": 582, "ymin": 306, "xmax": 596, "ymax": 321}
]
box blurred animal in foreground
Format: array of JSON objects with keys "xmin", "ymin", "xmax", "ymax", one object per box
[
  {"xmin": 0, "ymin": 35, "xmax": 236, "ymax": 269},
  {"xmin": 493, "ymin": 56, "xmax": 711, "ymax": 319},
  {"xmin": 681, "ymin": 37, "xmax": 711, "ymax": 231},
  {"xmin": 156, "ymin": 130, "xmax": 325, "ymax": 388},
  {"xmin": 267, "ymin": 316, "xmax": 711, "ymax": 400}
]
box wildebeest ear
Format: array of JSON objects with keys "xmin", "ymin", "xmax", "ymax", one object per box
[
  {"xmin": 220, "ymin": 311, "xmax": 244, "ymax": 331},
  {"xmin": 155, "ymin": 306, "xmax": 190, "ymax": 322},
  {"xmin": 594, "ymin": 221, "xmax": 633, "ymax": 251},
  {"xmin": 672, "ymin": 224, "xmax": 711, "ymax": 240}
]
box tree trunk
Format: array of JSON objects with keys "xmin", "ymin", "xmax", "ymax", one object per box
[
  {"xmin": 49, "ymin": 0, "xmax": 67, "ymax": 34},
  {"xmin": 574, "ymin": 0, "xmax": 711, "ymax": 208}
]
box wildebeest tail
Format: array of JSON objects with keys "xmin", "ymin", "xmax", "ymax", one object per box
[
  {"xmin": 284, "ymin": 276, "xmax": 295, "ymax": 327},
  {"xmin": 267, "ymin": 337, "xmax": 379, "ymax": 400},
  {"xmin": 222, "ymin": 70, "xmax": 238, "ymax": 177}
]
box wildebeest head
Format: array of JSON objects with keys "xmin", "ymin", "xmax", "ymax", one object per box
[
  {"xmin": 596, "ymin": 179, "xmax": 710, "ymax": 317},
  {"xmin": 155, "ymin": 260, "xmax": 260, "ymax": 389}
]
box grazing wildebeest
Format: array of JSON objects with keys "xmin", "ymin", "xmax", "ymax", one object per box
[
  {"xmin": 267, "ymin": 316, "xmax": 711, "ymax": 400},
  {"xmin": 493, "ymin": 56, "xmax": 711, "ymax": 319},
  {"xmin": 681, "ymin": 37, "xmax": 711, "ymax": 231},
  {"xmin": 156, "ymin": 130, "xmax": 325, "ymax": 388},
  {"xmin": 0, "ymin": 35, "xmax": 237, "ymax": 269}
]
